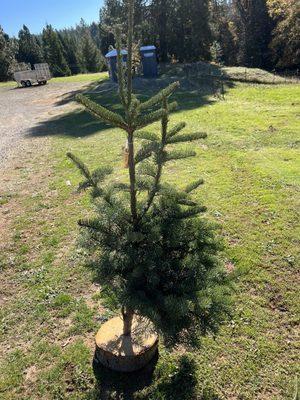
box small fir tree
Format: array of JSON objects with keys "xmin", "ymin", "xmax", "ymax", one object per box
[
  {"xmin": 210, "ymin": 41, "xmax": 223, "ymax": 64},
  {"xmin": 68, "ymin": 0, "xmax": 232, "ymax": 344}
]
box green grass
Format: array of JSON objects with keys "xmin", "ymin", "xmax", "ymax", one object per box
[
  {"xmin": 0, "ymin": 78, "xmax": 299, "ymax": 399},
  {"xmin": 0, "ymin": 81, "xmax": 16, "ymax": 88},
  {"xmin": 52, "ymin": 72, "xmax": 108, "ymax": 83}
]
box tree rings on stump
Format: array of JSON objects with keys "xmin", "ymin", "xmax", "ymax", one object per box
[{"xmin": 95, "ymin": 316, "xmax": 158, "ymax": 372}]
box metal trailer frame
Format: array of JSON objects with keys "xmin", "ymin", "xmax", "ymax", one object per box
[{"xmin": 13, "ymin": 63, "xmax": 52, "ymax": 88}]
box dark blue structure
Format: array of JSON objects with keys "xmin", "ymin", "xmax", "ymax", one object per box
[
  {"xmin": 105, "ymin": 49, "xmax": 127, "ymax": 82},
  {"xmin": 140, "ymin": 46, "xmax": 158, "ymax": 78}
]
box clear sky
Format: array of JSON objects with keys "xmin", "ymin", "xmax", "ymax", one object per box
[{"xmin": 1, "ymin": 0, "xmax": 103, "ymax": 37}]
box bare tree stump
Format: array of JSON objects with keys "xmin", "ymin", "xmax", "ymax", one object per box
[{"xmin": 95, "ymin": 316, "xmax": 158, "ymax": 372}]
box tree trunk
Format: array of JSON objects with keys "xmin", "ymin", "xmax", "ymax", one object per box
[
  {"xmin": 122, "ymin": 307, "xmax": 134, "ymax": 336},
  {"xmin": 127, "ymin": 133, "xmax": 138, "ymax": 225},
  {"xmin": 158, "ymin": 0, "xmax": 168, "ymax": 62}
]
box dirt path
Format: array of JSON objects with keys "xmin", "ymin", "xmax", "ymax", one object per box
[
  {"xmin": 0, "ymin": 82, "xmax": 88, "ymax": 166},
  {"xmin": 0, "ymin": 81, "xmax": 88, "ymax": 283}
]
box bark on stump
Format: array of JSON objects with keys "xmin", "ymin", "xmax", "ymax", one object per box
[{"xmin": 95, "ymin": 316, "xmax": 158, "ymax": 372}]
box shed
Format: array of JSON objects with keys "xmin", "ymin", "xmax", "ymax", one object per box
[
  {"xmin": 105, "ymin": 49, "xmax": 127, "ymax": 82},
  {"xmin": 140, "ymin": 46, "xmax": 158, "ymax": 78}
]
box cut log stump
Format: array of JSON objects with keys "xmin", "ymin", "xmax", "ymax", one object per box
[{"xmin": 95, "ymin": 316, "xmax": 158, "ymax": 372}]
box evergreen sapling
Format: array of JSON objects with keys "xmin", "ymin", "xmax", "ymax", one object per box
[{"xmin": 67, "ymin": 0, "xmax": 232, "ymax": 347}]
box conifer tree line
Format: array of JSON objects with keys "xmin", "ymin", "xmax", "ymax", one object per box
[
  {"xmin": 0, "ymin": 0, "xmax": 299, "ymax": 81},
  {"xmin": 100, "ymin": 0, "xmax": 299, "ymax": 70},
  {"xmin": 0, "ymin": 20, "xmax": 105, "ymax": 81}
]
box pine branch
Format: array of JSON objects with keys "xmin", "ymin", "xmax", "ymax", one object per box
[
  {"xmin": 111, "ymin": 182, "xmax": 131, "ymax": 192},
  {"xmin": 158, "ymin": 183, "xmax": 184, "ymax": 197},
  {"xmin": 135, "ymin": 131, "xmax": 159, "ymax": 141},
  {"xmin": 67, "ymin": 152, "xmax": 113, "ymax": 199},
  {"xmin": 91, "ymin": 187, "xmax": 104, "ymax": 198},
  {"xmin": 138, "ymin": 161, "xmax": 157, "ymax": 178},
  {"xmin": 78, "ymin": 218, "xmax": 104, "ymax": 231},
  {"xmin": 165, "ymin": 149, "xmax": 196, "ymax": 162},
  {"xmin": 76, "ymin": 94, "xmax": 127, "ymax": 129},
  {"xmin": 129, "ymin": 96, "xmax": 142, "ymax": 122},
  {"xmin": 139, "ymin": 82, "xmax": 180, "ymax": 111},
  {"xmin": 161, "ymin": 96, "xmax": 169, "ymax": 142},
  {"xmin": 167, "ymin": 122, "xmax": 187, "ymax": 138},
  {"xmin": 178, "ymin": 199, "xmax": 198, "ymax": 207},
  {"xmin": 139, "ymin": 96, "xmax": 169, "ymax": 220},
  {"xmin": 167, "ymin": 101, "xmax": 178, "ymax": 113},
  {"xmin": 91, "ymin": 166, "xmax": 113, "ymax": 183},
  {"xmin": 78, "ymin": 218, "xmax": 117, "ymax": 237},
  {"xmin": 185, "ymin": 178, "xmax": 204, "ymax": 193},
  {"xmin": 167, "ymin": 132, "xmax": 207, "ymax": 144},
  {"xmin": 135, "ymin": 141, "xmax": 160, "ymax": 164},
  {"xmin": 136, "ymin": 176, "xmax": 155, "ymax": 192},
  {"xmin": 67, "ymin": 152, "xmax": 92, "ymax": 181},
  {"xmin": 100, "ymin": 187, "xmax": 116, "ymax": 207},
  {"xmin": 78, "ymin": 180, "xmax": 93, "ymax": 192},
  {"xmin": 135, "ymin": 108, "xmax": 167, "ymax": 130},
  {"xmin": 174, "ymin": 205, "xmax": 207, "ymax": 219},
  {"xmin": 127, "ymin": 231, "xmax": 145, "ymax": 243}
]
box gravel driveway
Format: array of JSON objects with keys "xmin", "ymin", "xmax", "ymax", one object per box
[{"xmin": 0, "ymin": 82, "xmax": 87, "ymax": 166}]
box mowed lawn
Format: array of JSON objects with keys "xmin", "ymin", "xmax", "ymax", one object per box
[{"xmin": 0, "ymin": 77, "xmax": 299, "ymax": 399}]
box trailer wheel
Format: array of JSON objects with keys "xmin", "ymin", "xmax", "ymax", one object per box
[
  {"xmin": 21, "ymin": 81, "xmax": 26, "ymax": 88},
  {"xmin": 26, "ymin": 80, "xmax": 31, "ymax": 87}
]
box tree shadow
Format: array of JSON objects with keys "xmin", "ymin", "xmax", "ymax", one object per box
[
  {"xmin": 27, "ymin": 66, "xmax": 235, "ymax": 140},
  {"xmin": 54, "ymin": 80, "xmax": 102, "ymax": 107},
  {"xmin": 28, "ymin": 108, "xmax": 112, "ymax": 138},
  {"xmin": 86, "ymin": 351, "xmax": 222, "ymax": 400},
  {"xmin": 90, "ymin": 350, "xmax": 159, "ymax": 400}
]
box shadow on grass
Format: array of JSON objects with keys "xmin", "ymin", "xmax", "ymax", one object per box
[
  {"xmin": 27, "ymin": 67, "xmax": 234, "ymax": 140},
  {"xmin": 90, "ymin": 351, "xmax": 158, "ymax": 400},
  {"xmin": 28, "ymin": 109, "xmax": 112, "ymax": 138},
  {"xmin": 54, "ymin": 80, "xmax": 100, "ymax": 107},
  {"xmin": 87, "ymin": 352, "xmax": 221, "ymax": 400}
]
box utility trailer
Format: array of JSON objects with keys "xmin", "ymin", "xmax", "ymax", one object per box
[{"xmin": 14, "ymin": 63, "xmax": 52, "ymax": 88}]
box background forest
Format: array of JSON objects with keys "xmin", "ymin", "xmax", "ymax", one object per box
[{"xmin": 0, "ymin": 0, "xmax": 299, "ymax": 81}]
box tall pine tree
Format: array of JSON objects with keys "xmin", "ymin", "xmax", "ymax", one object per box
[
  {"xmin": 152, "ymin": 0, "xmax": 169, "ymax": 61},
  {"xmin": 79, "ymin": 30, "xmax": 104, "ymax": 73},
  {"xmin": 210, "ymin": 0, "xmax": 237, "ymax": 66},
  {"xmin": 67, "ymin": 0, "xmax": 232, "ymax": 346},
  {"xmin": 42, "ymin": 24, "xmax": 71, "ymax": 76},
  {"xmin": 58, "ymin": 30, "xmax": 81, "ymax": 75},
  {"xmin": 0, "ymin": 26, "xmax": 17, "ymax": 81},
  {"xmin": 17, "ymin": 25, "xmax": 43, "ymax": 67},
  {"xmin": 233, "ymin": 0, "xmax": 272, "ymax": 68}
]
